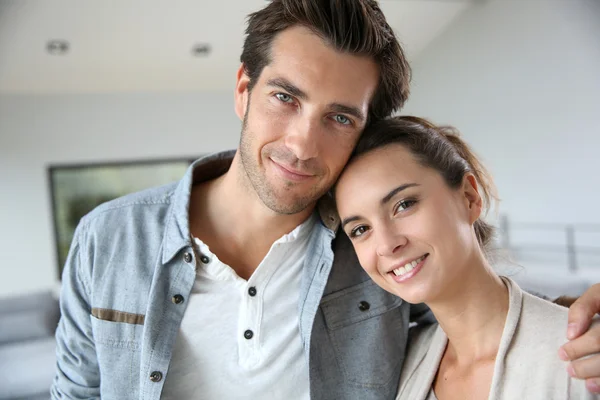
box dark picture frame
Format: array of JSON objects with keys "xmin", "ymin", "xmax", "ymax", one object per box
[{"xmin": 48, "ymin": 157, "xmax": 197, "ymax": 279}]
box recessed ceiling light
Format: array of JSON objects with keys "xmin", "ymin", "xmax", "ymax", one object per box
[
  {"xmin": 192, "ymin": 43, "xmax": 211, "ymax": 56},
  {"xmin": 47, "ymin": 40, "xmax": 69, "ymax": 55}
]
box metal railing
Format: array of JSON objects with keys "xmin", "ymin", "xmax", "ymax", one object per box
[{"xmin": 498, "ymin": 215, "xmax": 600, "ymax": 273}]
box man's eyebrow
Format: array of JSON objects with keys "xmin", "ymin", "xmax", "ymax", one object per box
[
  {"xmin": 328, "ymin": 103, "xmax": 366, "ymax": 122},
  {"xmin": 381, "ymin": 183, "xmax": 420, "ymax": 205},
  {"xmin": 266, "ymin": 77, "xmax": 365, "ymax": 122},
  {"xmin": 266, "ymin": 77, "xmax": 307, "ymax": 100}
]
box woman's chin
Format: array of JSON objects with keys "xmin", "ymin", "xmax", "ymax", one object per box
[{"xmin": 384, "ymin": 282, "xmax": 432, "ymax": 305}]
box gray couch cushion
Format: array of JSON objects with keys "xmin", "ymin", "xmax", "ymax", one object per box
[
  {"xmin": 12, "ymin": 395, "xmax": 51, "ymax": 400},
  {"xmin": 0, "ymin": 337, "xmax": 56, "ymax": 399},
  {"xmin": 0, "ymin": 291, "xmax": 60, "ymax": 345}
]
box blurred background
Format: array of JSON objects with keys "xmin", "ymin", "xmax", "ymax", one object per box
[{"xmin": 0, "ymin": 0, "xmax": 598, "ymax": 398}]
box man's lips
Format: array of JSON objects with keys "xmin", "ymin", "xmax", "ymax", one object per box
[{"xmin": 270, "ymin": 158, "xmax": 315, "ymax": 181}]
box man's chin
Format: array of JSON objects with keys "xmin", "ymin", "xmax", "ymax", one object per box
[
  {"xmin": 265, "ymin": 201, "xmax": 314, "ymax": 216},
  {"xmin": 260, "ymin": 192, "xmax": 317, "ymax": 216}
]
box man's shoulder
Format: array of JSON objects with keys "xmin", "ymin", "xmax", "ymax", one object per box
[
  {"xmin": 70, "ymin": 182, "xmax": 183, "ymax": 281},
  {"xmin": 80, "ymin": 181, "xmax": 179, "ymax": 229}
]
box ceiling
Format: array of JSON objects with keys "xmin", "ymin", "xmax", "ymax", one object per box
[{"xmin": 0, "ymin": 0, "xmax": 474, "ymax": 94}]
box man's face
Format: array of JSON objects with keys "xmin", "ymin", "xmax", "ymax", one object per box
[{"xmin": 234, "ymin": 25, "xmax": 379, "ymax": 215}]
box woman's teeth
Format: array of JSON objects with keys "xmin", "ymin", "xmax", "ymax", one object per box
[{"xmin": 392, "ymin": 255, "xmax": 426, "ymax": 276}]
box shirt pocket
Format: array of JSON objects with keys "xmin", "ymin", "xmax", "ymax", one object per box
[
  {"xmin": 90, "ymin": 311, "xmax": 144, "ymax": 399},
  {"xmin": 320, "ymin": 279, "xmax": 406, "ymax": 387}
]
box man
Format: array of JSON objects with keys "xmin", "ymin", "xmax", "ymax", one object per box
[{"xmin": 51, "ymin": 1, "xmax": 600, "ymax": 399}]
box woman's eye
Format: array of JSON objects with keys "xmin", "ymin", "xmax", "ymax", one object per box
[
  {"xmin": 333, "ymin": 114, "xmax": 351, "ymax": 125},
  {"xmin": 349, "ymin": 225, "xmax": 369, "ymax": 238},
  {"xmin": 395, "ymin": 199, "xmax": 417, "ymax": 214},
  {"xmin": 275, "ymin": 93, "xmax": 294, "ymax": 103}
]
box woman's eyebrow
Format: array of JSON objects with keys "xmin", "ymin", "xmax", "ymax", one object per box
[
  {"xmin": 341, "ymin": 183, "xmax": 420, "ymax": 229},
  {"xmin": 381, "ymin": 183, "xmax": 420, "ymax": 205},
  {"xmin": 341, "ymin": 215, "xmax": 361, "ymax": 230}
]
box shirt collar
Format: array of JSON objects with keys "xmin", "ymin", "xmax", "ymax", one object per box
[
  {"xmin": 161, "ymin": 150, "xmax": 236, "ymax": 264},
  {"xmin": 161, "ymin": 150, "xmax": 341, "ymax": 264},
  {"xmin": 316, "ymin": 192, "xmax": 340, "ymax": 232}
]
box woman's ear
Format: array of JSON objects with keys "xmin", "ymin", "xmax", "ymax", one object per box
[
  {"xmin": 463, "ymin": 174, "xmax": 483, "ymax": 224},
  {"xmin": 234, "ymin": 63, "xmax": 250, "ymax": 120}
]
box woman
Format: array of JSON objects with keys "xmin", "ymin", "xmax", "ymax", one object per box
[{"xmin": 334, "ymin": 116, "xmax": 595, "ymax": 400}]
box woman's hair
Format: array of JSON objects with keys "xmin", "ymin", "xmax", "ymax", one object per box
[{"xmin": 349, "ymin": 116, "xmax": 498, "ymax": 253}]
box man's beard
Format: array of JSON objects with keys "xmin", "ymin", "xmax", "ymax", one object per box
[{"xmin": 238, "ymin": 105, "xmax": 326, "ymax": 215}]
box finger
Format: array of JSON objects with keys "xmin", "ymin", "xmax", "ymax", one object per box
[
  {"xmin": 586, "ymin": 378, "xmax": 600, "ymax": 394},
  {"xmin": 568, "ymin": 354, "xmax": 600, "ymax": 380},
  {"xmin": 567, "ymin": 283, "xmax": 600, "ymax": 340},
  {"xmin": 561, "ymin": 323, "xmax": 600, "ymax": 361}
]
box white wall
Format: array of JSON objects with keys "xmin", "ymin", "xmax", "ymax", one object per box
[
  {"xmin": 0, "ymin": 92, "xmax": 240, "ymax": 298},
  {"xmin": 1, "ymin": 0, "xmax": 599, "ymax": 298},
  {"xmin": 403, "ymin": 0, "xmax": 600, "ymax": 226},
  {"xmin": 402, "ymin": 0, "xmax": 600, "ymax": 290}
]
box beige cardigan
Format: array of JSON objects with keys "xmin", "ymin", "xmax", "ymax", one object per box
[{"xmin": 396, "ymin": 277, "xmax": 597, "ymax": 400}]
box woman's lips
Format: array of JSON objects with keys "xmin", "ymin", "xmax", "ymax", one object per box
[{"xmin": 388, "ymin": 254, "xmax": 429, "ymax": 283}]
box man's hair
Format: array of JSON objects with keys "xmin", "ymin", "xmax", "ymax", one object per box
[{"xmin": 241, "ymin": 0, "xmax": 411, "ymax": 121}]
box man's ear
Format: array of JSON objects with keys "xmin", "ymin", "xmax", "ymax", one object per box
[
  {"xmin": 234, "ymin": 63, "xmax": 250, "ymax": 120},
  {"xmin": 463, "ymin": 174, "xmax": 483, "ymax": 224}
]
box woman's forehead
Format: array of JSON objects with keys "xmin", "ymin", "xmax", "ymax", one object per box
[
  {"xmin": 342, "ymin": 144, "xmax": 420, "ymax": 182},
  {"xmin": 336, "ymin": 144, "xmax": 446, "ymax": 209}
]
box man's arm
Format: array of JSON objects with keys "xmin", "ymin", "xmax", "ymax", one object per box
[
  {"xmin": 558, "ymin": 283, "xmax": 600, "ymax": 394},
  {"xmin": 554, "ymin": 295, "xmax": 578, "ymax": 308},
  {"xmin": 51, "ymin": 223, "xmax": 101, "ymax": 399}
]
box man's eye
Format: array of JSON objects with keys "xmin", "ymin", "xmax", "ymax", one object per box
[
  {"xmin": 334, "ymin": 115, "xmax": 351, "ymax": 125},
  {"xmin": 275, "ymin": 93, "xmax": 294, "ymax": 103},
  {"xmin": 394, "ymin": 199, "xmax": 417, "ymax": 214},
  {"xmin": 349, "ymin": 225, "xmax": 369, "ymax": 238}
]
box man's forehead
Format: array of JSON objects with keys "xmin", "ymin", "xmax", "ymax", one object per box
[
  {"xmin": 269, "ymin": 25, "xmax": 327, "ymax": 57},
  {"xmin": 261, "ymin": 28, "xmax": 379, "ymax": 112}
]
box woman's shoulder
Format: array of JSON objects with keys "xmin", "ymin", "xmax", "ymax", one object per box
[
  {"xmin": 505, "ymin": 280, "xmax": 569, "ymax": 366},
  {"xmin": 500, "ymin": 279, "xmax": 593, "ymax": 399},
  {"xmin": 501, "ymin": 277, "xmax": 568, "ymax": 340},
  {"xmin": 515, "ymin": 284, "xmax": 573, "ymax": 351}
]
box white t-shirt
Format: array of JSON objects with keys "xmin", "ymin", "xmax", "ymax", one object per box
[{"xmin": 161, "ymin": 215, "xmax": 315, "ymax": 399}]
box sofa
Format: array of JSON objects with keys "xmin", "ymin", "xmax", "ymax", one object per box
[{"xmin": 0, "ymin": 290, "xmax": 60, "ymax": 400}]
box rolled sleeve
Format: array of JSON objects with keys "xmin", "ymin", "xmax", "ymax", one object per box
[{"xmin": 51, "ymin": 222, "xmax": 100, "ymax": 399}]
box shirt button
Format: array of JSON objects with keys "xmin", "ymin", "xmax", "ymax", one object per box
[
  {"xmin": 358, "ymin": 301, "xmax": 370, "ymax": 311},
  {"xmin": 200, "ymin": 255, "xmax": 210, "ymax": 264},
  {"xmin": 244, "ymin": 329, "xmax": 254, "ymax": 340},
  {"xmin": 172, "ymin": 294, "xmax": 184, "ymax": 304},
  {"xmin": 183, "ymin": 252, "xmax": 193, "ymax": 263},
  {"xmin": 149, "ymin": 371, "xmax": 163, "ymax": 382},
  {"xmin": 248, "ymin": 287, "xmax": 257, "ymax": 297}
]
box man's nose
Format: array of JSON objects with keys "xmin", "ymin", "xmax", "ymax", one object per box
[{"xmin": 284, "ymin": 117, "xmax": 320, "ymax": 161}]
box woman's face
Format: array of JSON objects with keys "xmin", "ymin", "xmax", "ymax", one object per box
[{"xmin": 335, "ymin": 143, "xmax": 482, "ymax": 304}]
